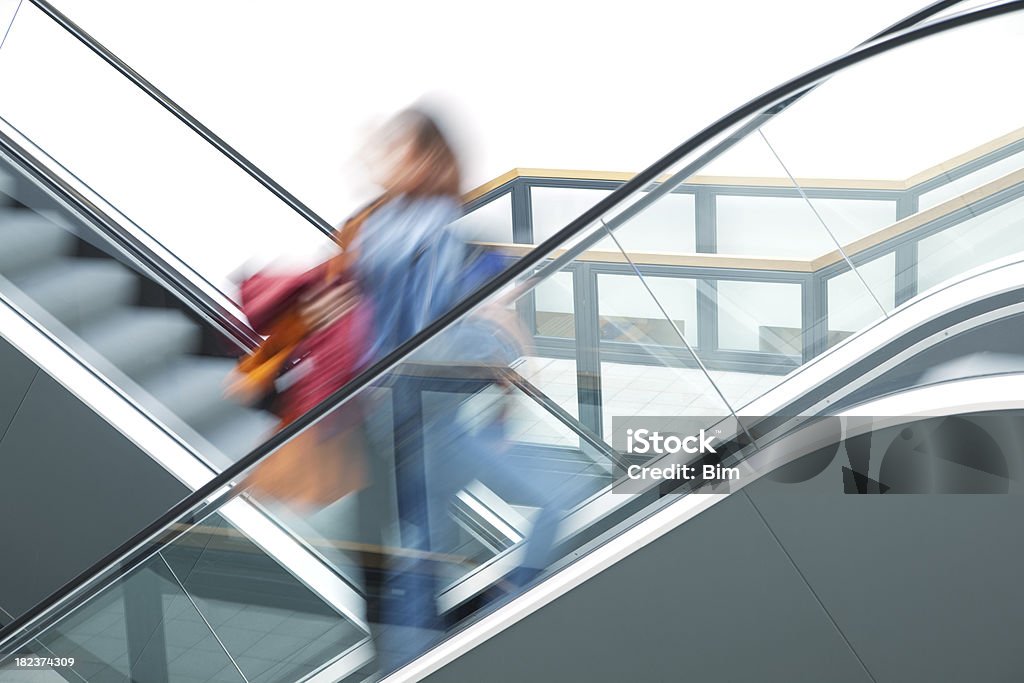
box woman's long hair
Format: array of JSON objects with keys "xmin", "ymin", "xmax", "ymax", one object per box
[{"xmin": 382, "ymin": 107, "xmax": 462, "ymax": 198}]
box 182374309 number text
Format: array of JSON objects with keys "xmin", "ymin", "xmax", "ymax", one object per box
[{"xmin": 12, "ymin": 657, "xmax": 76, "ymax": 668}]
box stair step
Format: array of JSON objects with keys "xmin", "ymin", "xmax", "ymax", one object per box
[
  {"xmin": 0, "ymin": 210, "xmax": 74, "ymax": 276},
  {"xmin": 139, "ymin": 356, "xmax": 248, "ymax": 429},
  {"xmin": 78, "ymin": 308, "xmax": 199, "ymax": 380},
  {"xmin": 11, "ymin": 259, "xmax": 137, "ymax": 329}
]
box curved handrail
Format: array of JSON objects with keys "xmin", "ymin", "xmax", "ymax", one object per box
[{"xmin": 1, "ymin": 0, "xmax": 1015, "ymax": 652}]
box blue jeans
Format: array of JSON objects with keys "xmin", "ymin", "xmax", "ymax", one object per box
[{"xmin": 374, "ymin": 376, "xmax": 573, "ymax": 670}]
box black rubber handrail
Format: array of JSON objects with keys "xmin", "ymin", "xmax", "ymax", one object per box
[
  {"xmin": 1, "ymin": 0, "xmax": 1014, "ymax": 651},
  {"xmin": 25, "ymin": 0, "xmax": 337, "ymax": 238}
]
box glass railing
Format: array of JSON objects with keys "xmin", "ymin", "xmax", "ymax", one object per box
[
  {"xmin": 456, "ymin": 136, "xmax": 1024, "ymax": 432},
  {"xmin": 3, "ymin": 2, "xmax": 1023, "ymax": 681},
  {"xmin": 14, "ymin": 510, "xmax": 370, "ymax": 683}
]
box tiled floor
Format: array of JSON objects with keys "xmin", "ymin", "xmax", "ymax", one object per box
[{"xmin": 505, "ymin": 356, "xmax": 581, "ymax": 449}]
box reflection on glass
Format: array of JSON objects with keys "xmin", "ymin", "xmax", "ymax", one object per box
[
  {"xmin": 160, "ymin": 514, "xmax": 363, "ymax": 682},
  {"xmin": 22, "ymin": 557, "xmax": 245, "ymax": 683}
]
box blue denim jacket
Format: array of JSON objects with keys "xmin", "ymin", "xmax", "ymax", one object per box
[{"xmin": 353, "ymin": 195, "xmax": 465, "ymax": 364}]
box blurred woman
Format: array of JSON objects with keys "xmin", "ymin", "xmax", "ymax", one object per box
[
  {"xmin": 303, "ymin": 107, "xmax": 565, "ymax": 672},
  {"xmin": 305, "ymin": 108, "xmax": 470, "ymax": 670}
]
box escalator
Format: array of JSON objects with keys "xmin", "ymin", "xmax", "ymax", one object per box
[
  {"xmin": 0, "ymin": 0, "xmax": 1022, "ymax": 681},
  {"xmin": 0, "ymin": 2, "xmax": 644, "ymax": 679}
]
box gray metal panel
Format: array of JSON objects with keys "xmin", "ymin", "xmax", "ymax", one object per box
[
  {"xmin": 0, "ymin": 337, "xmax": 37, "ymax": 441},
  {"xmin": 746, "ymin": 459, "xmax": 1024, "ymax": 682},
  {"xmin": 0, "ymin": 368, "xmax": 188, "ymax": 621},
  {"xmin": 423, "ymin": 493, "xmax": 873, "ymax": 683}
]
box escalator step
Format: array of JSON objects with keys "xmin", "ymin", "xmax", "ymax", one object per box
[
  {"xmin": 0, "ymin": 210, "xmax": 74, "ymax": 276},
  {"xmin": 77, "ymin": 307, "xmax": 199, "ymax": 380},
  {"xmin": 11, "ymin": 258, "xmax": 137, "ymax": 329}
]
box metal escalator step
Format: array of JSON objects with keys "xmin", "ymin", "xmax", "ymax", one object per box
[
  {"xmin": 77, "ymin": 307, "xmax": 199, "ymax": 380},
  {"xmin": 0, "ymin": 210, "xmax": 74, "ymax": 275},
  {"xmin": 11, "ymin": 258, "xmax": 137, "ymax": 329}
]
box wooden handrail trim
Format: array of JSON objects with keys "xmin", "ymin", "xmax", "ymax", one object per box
[
  {"xmin": 474, "ymin": 167, "xmax": 1024, "ymax": 274},
  {"xmin": 461, "ymin": 128, "xmax": 1024, "ymax": 203}
]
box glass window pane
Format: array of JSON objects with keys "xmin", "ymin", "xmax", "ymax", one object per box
[
  {"xmin": 918, "ymin": 195, "xmax": 1024, "ymax": 292},
  {"xmin": 514, "ymin": 356, "xmax": 579, "ymax": 420},
  {"xmin": 826, "ymin": 252, "xmax": 896, "ymax": 346},
  {"xmin": 531, "ymin": 186, "xmax": 611, "ymax": 243},
  {"xmin": 918, "ymin": 149, "xmax": 1024, "ymax": 211},
  {"xmin": 716, "ymin": 195, "xmax": 897, "ymax": 258},
  {"xmin": 600, "ymin": 191, "xmax": 696, "ymax": 254},
  {"xmin": 453, "ymin": 192, "xmax": 514, "ymax": 243},
  {"xmin": 534, "ymin": 270, "xmax": 574, "ymax": 338},
  {"xmin": 717, "ymin": 280, "xmax": 802, "ymax": 355},
  {"xmin": 598, "ymin": 274, "xmax": 697, "ymax": 347},
  {"xmin": 544, "ymin": 187, "xmax": 697, "ymax": 254}
]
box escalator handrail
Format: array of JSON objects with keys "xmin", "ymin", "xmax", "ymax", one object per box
[
  {"xmin": 1, "ymin": 0, "xmax": 1014, "ymax": 651},
  {"xmin": 13, "ymin": 0, "xmax": 977, "ymax": 460},
  {"xmin": 23, "ymin": 0, "xmax": 337, "ymax": 238},
  {"xmin": 0, "ymin": 123, "xmax": 263, "ymax": 350}
]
